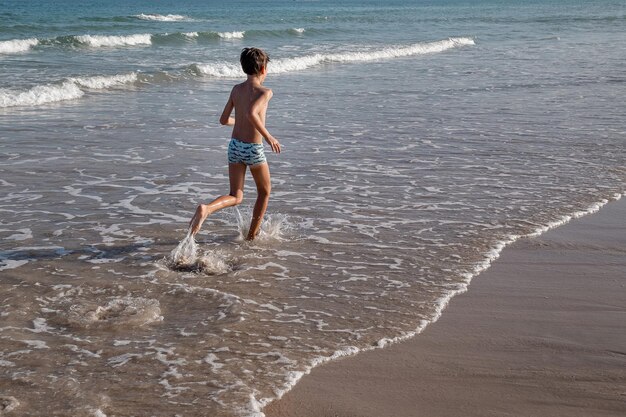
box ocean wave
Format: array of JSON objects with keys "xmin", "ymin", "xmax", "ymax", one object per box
[
  {"xmin": 0, "ymin": 73, "xmax": 138, "ymax": 108},
  {"xmin": 134, "ymin": 13, "xmax": 190, "ymax": 22},
  {"xmin": 0, "ymin": 82, "xmax": 84, "ymax": 108},
  {"xmin": 68, "ymin": 73, "xmax": 138, "ymax": 89},
  {"xmin": 0, "ymin": 38, "xmax": 39, "ymax": 54},
  {"xmin": 217, "ymin": 31, "xmax": 245, "ymax": 39},
  {"xmin": 1, "ymin": 27, "xmax": 308, "ymax": 54},
  {"xmin": 73, "ymin": 34, "xmax": 152, "ymax": 48},
  {"xmin": 190, "ymin": 37, "xmax": 475, "ymax": 77}
]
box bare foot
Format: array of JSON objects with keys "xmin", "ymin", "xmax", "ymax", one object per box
[{"xmin": 189, "ymin": 204, "xmax": 210, "ymax": 235}]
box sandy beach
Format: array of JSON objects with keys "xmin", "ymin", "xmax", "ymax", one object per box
[{"xmin": 265, "ymin": 198, "xmax": 626, "ymax": 417}]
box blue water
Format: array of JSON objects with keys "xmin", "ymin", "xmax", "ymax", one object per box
[{"xmin": 0, "ymin": 1, "xmax": 624, "ymax": 416}]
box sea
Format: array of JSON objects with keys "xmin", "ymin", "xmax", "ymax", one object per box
[{"xmin": 0, "ymin": 0, "xmax": 624, "ymax": 415}]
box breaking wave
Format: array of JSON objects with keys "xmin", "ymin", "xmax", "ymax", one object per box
[
  {"xmin": 1, "ymin": 37, "xmax": 474, "ymax": 107},
  {"xmin": 134, "ymin": 13, "xmax": 191, "ymax": 22},
  {"xmin": 68, "ymin": 73, "xmax": 138, "ymax": 89},
  {"xmin": 73, "ymin": 34, "xmax": 152, "ymax": 48},
  {"xmin": 217, "ymin": 31, "xmax": 245, "ymax": 39},
  {"xmin": 0, "ymin": 28, "xmax": 311, "ymax": 55},
  {"xmin": 0, "ymin": 73, "xmax": 138, "ymax": 108},
  {"xmin": 0, "ymin": 38, "xmax": 39, "ymax": 54},
  {"xmin": 190, "ymin": 37, "xmax": 475, "ymax": 78},
  {"xmin": 0, "ymin": 82, "xmax": 84, "ymax": 108}
]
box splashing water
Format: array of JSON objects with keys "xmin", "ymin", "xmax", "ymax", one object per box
[
  {"xmin": 196, "ymin": 250, "xmax": 231, "ymax": 275},
  {"xmin": 168, "ymin": 229, "xmax": 198, "ymax": 267},
  {"xmin": 234, "ymin": 207, "xmax": 291, "ymax": 243},
  {"xmin": 168, "ymin": 229, "xmax": 232, "ymax": 274}
]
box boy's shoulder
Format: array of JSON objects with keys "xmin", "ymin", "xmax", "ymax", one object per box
[{"xmin": 232, "ymin": 82, "xmax": 272, "ymax": 98}]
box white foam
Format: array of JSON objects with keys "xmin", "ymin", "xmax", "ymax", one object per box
[
  {"xmin": 30, "ymin": 318, "xmax": 55, "ymax": 333},
  {"xmin": 0, "ymin": 81, "xmax": 84, "ymax": 108},
  {"xmin": 217, "ymin": 31, "xmax": 245, "ymax": 39},
  {"xmin": 0, "ymin": 72, "xmax": 139, "ymax": 108},
  {"xmin": 65, "ymin": 297, "xmax": 163, "ymax": 328},
  {"xmin": 0, "ymin": 396, "xmax": 19, "ymax": 413},
  {"xmin": 74, "ymin": 34, "xmax": 152, "ymax": 48},
  {"xmin": 203, "ymin": 353, "xmax": 224, "ymax": 370},
  {"xmin": 2, "ymin": 228, "xmax": 33, "ymax": 241},
  {"xmin": 68, "ymin": 73, "xmax": 138, "ymax": 89},
  {"xmin": 0, "ymin": 38, "xmax": 38, "ymax": 54},
  {"xmin": 291, "ymin": 28, "xmax": 305, "ymax": 33},
  {"xmin": 196, "ymin": 250, "xmax": 231, "ymax": 275},
  {"xmin": 107, "ymin": 353, "xmax": 143, "ymax": 367},
  {"xmin": 183, "ymin": 32, "xmax": 199, "ymax": 38},
  {"xmin": 191, "ymin": 37, "xmax": 474, "ymax": 78},
  {"xmin": 0, "ymin": 259, "xmax": 30, "ymax": 271},
  {"xmin": 22, "ymin": 340, "xmax": 48, "ymax": 349},
  {"xmin": 90, "ymin": 408, "xmax": 107, "ymax": 417},
  {"xmin": 135, "ymin": 13, "xmax": 189, "ymax": 21}
]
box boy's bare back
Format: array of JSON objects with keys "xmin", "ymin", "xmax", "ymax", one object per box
[{"xmin": 229, "ymin": 81, "xmax": 273, "ymax": 144}]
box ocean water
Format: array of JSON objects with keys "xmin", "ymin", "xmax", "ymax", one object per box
[{"xmin": 0, "ymin": 0, "xmax": 624, "ymax": 415}]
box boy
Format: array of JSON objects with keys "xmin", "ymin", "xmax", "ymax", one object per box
[{"xmin": 189, "ymin": 47, "xmax": 281, "ymax": 241}]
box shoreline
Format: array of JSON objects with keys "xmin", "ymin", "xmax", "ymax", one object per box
[{"xmin": 264, "ymin": 197, "xmax": 626, "ymax": 417}]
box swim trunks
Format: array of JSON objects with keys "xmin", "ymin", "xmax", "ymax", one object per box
[{"xmin": 227, "ymin": 138, "xmax": 266, "ymax": 166}]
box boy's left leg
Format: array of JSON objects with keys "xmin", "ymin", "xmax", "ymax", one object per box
[
  {"xmin": 189, "ymin": 163, "xmax": 246, "ymax": 235},
  {"xmin": 246, "ymin": 163, "xmax": 271, "ymax": 240}
]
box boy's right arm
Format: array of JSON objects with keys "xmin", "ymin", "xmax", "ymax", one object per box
[{"xmin": 219, "ymin": 88, "xmax": 235, "ymax": 126}]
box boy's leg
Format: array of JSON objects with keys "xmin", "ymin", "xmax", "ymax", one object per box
[
  {"xmin": 246, "ymin": 163, "xmax": 271, "ymax": 241},
  {"xmin": 189, "ymin": 163, "xmax": 246, "ymax": 235}
]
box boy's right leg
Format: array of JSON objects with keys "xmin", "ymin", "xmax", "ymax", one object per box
[
  {"xmin": 246, "ymin": 163, "xmax": 271, "ymax": 241},
  {"xmin": 189, "ymin": 163, "xmax": 246, "ymax": 235}
]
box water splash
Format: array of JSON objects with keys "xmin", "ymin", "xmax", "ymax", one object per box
[
  {"xmin": 234, "ymin": 208, "xmax": 291, "ymax": 243},
  {"xmin": 0, "ymin": 396, "xmax": 20, "ymax": 413},
  {"xmin": 168, "ymin": 229, "xmax": 198, "ymax": 267},
  {"xmin": 168, "ymin": 229, "xmax": 231, "ymax": 274},
  {"xmin": 196, "ymin": 250, "xmax": 231, "ymax": 275}
]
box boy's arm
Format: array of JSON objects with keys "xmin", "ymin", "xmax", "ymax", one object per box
[
  {"xmin": 219, "ymin": 89, "xmax": 235, "ymax": 126},
  {"xmin": 247, "ymin": 90, "xmax": 281, "ymax": 153}
]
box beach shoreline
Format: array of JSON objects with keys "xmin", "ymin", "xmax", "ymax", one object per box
[{"xmin": 264, "ymin": 197, "xmax": 626, "ymax": 417}]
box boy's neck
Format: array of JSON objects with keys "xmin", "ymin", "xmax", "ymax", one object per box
[{"xmin": 246, "ymin": 74, "xmax": 263, "ymax": 85}]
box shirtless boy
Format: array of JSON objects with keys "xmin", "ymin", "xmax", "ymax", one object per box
[{"xmin": 188, "ymin": 47, "xmax": 281, "ymax": 240}]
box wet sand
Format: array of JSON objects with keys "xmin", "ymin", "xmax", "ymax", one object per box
[{"xmin": 265, "ymin": 198, "xmax": 626, "ymax": 417}]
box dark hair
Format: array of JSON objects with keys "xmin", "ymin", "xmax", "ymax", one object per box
[{"xmin": 240, "ymin": 47, "xmax": 270, "ymax": 75}]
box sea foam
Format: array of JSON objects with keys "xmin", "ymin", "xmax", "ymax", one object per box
[
  {"xmin": 217, "ymin": 31, "xmax": 246, "ymax": 39},
  {"xmin": 191, "ymin": 37, "xmax": 475, "ymax": 77},
  {"xmin": 64, "ymin": 297, "xmax": 163, "ymax": 328},
  {"xmin": 0, "ymin": 73, "xmax": 138, "ymax": 108},
  {"xmin": 0, "ymin": 38, "xmax": 39, "ymax": 54},
  {"xmin": 74, "ymin": 34, "xmax": 152, "ymax": 48},
  {"xmin": 68, "ymin": 73, "xmax": 138, "ymax": 89},
  {"xmin": 0, "ymin": 82, "xmax": 84, "ymax": 108},
  {"xmin": 134, "ymin": 13, "xmax": 190, "ymax": 22}
]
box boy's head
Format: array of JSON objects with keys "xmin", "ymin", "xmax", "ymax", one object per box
[{"xmin": 240, "ymin": 47, "xmax": 270, "ymax": 76}]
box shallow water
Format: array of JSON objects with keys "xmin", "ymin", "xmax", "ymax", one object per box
[{"xmin": 1, "ymin": 1, "xmax": 625, "ymax": 416}]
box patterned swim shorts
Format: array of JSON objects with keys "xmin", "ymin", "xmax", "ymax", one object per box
[{"xmin": 227, "ymin": 138, "xmax": 267, "ymax": 166}]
